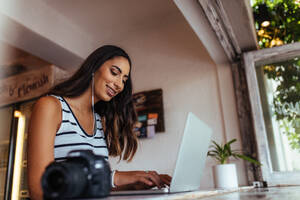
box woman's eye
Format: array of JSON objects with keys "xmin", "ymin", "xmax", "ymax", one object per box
[{"xmin": 110, "ymin": 69, "xmax": 118, "ymax": 76}]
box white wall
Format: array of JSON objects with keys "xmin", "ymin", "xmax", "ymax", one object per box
[{"xmin": 109, "ymin": 13, "xmax": 248, "ymax": 188}]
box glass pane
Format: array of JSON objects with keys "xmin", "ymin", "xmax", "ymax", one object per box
[
  {"xmin": 0, "ymin": 106, "xmax": 13, "ymax": 199},
  {"xmin": 256, "ymin": 56, "xmax": 300, "ymax": 172}
]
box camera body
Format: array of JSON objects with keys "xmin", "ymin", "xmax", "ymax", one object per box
[{"xmin": 42, "ymin": 150, "xmax": 111, "ymax": 199}]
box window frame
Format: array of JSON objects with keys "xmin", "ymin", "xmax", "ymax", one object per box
[{"xmin": 243, "ymin": 42, "xmax": 300, "ymax": 186}]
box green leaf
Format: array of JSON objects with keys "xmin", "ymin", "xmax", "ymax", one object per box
[
  {"xmin": 207, "ymin": 139, "xmax": 261, "ymax": 165},
  {"xmin": 235, "ymin": 154, "xmax": 262, "ymax": 166},
  {"xmin": 212, "ymin": 140, "xmax": 222, "ymax": 152},
  {"xmin": 226, "ymin": 139, "xmax": 237, "ymax": 146}
]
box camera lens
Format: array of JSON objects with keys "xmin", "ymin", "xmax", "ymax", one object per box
[
  {"xmin": 42, "ymin": 161, "xmax": 88, "ymax": 199},
  {"xmin": 47, "ymin": 170, "xmax": 65, "ymax": 190}
]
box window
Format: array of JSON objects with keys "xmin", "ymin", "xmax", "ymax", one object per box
[{"xmin": 243, "ymin": 42, "xmax": 300, "ymax": 185}]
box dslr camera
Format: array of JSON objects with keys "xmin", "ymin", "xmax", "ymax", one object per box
[{"xmin": 41, "ymin": 150, "xmax": 111, "ymax": 199}]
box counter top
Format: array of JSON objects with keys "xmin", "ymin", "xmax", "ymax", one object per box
[
  {"xmin": 78, "ymin": 186, "xmax": 253, "ymax": 200},
  {"xmin": 78, "ymin": 186, "xmax": 300, "ymax": 200}
]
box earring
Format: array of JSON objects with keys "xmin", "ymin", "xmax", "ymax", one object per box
[
  {"xmin": 91, "ymin": 72, "xmax": 95, "ymax": 131},
  {"xmin": 92, "ymin": 73, "xmax": 95, "ymax": 106}
]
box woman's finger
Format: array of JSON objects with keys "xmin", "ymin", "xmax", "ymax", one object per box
[
  {"xmin": 143, "ymin": 171, "xmax": 162, "ymax": 187},
  {"xmin": 159, "ymin": 174, "xmax": 172, "ymax": 186},
  {"xmin": 138, "ymin": 176, "xmax": 154, "ymax": 186}
]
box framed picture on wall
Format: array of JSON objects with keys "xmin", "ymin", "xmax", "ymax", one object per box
[{"xmin": 133, "ymin": 89, "xmax": 165, "ymax": 138}]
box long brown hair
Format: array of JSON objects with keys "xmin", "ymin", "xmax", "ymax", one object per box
[{"xmin": 49, "ymin": 45, "xmax": 138, "ymax": 161}]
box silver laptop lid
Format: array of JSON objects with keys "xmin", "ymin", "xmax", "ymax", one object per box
[{"xmin": 170, "ymin": 112, "xmax": 212, "ymax": 193}]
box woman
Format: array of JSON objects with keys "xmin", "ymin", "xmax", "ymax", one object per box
[{"xmin": 27, "ymin": 45, "xmax": 171, "ymax": 200}]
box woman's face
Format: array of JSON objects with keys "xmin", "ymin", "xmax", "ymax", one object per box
[{"xmin": 94, "ymin": 56, "xmax": 130, "ymax": 102}]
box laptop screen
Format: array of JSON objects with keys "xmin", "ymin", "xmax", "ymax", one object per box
[{"xmin": 170, "ymin": 112, "xmax": 212, "ymax": 193}]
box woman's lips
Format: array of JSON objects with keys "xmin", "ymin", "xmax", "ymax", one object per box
[{"xmin": 106, "ymin": 86, "xmax": 116, "ymax": 97}]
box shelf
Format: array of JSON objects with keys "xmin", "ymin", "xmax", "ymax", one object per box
[
  {"xmin": 0, "ymin": 140, "xmax": 9, "ymax": 145},
  {"xmin": 0, "ymin": 167, "xmax": 7, "ymax": 171}
]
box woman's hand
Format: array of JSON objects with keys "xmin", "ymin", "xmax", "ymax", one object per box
[
  {"xmin": 159, "ymin": 174, "xmax": 172, "ymax": 186},
  {"xmin": 113, "ymin": 170, "xmax": 172, "ymax": 190}
]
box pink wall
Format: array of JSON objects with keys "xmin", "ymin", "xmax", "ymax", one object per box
[{"xmin": 108, "ymin": 13, "xmax": 248, "ymax": 188}]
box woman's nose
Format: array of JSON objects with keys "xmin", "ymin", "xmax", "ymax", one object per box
[{"xmin": 114, "ymin": 78, "xmax": 123, "ymax": 91}]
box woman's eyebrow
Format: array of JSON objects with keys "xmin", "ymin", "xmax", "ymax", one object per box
[{"xmin": 112, "ymin": 65, "xmax": 129, "ymax": 78}]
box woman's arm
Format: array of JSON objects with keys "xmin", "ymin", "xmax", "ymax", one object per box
[
  {"xmin": 113, "ymin": 170, "xmax": 172, "ymax": 190},
  {"xmin": 27, "ymin": 96, "xmax": 61, "ymax": 200}
]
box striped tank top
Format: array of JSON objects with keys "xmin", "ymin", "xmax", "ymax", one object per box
[{"xmin": 52, "ymin": 95, "xmax": 109, "ymax": 161}]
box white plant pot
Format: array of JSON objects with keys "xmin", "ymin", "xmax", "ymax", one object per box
[{"xmin": 212, "ymin": 163, "xmax": 238, "ymax": 189}]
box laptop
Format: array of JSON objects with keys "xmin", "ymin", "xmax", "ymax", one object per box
[{"xmin": 110, "ymin": 112, "xmax": 212, "ymax": 195}]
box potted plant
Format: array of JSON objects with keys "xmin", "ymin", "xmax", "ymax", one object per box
[{"xmin": 207, "ymin": 139, "xmax": 261, "ymax": 189}]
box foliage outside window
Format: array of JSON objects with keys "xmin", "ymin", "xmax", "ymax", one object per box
[{"xmin": 252, "ymin": 0, "xmax": 300, "ymax": 151}]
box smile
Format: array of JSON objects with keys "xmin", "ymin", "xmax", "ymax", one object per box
[{"xmin": 106, "ymin": 85, "xmax": 117, "ymax": 97}]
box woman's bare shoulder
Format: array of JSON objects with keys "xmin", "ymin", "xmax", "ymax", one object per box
[
  {"xmin": 34, "ymin": 96, "xmax": 61, "ymax": 109},
  {"xmin": 30, "ymin": 96, "xmax": 62, "ymax": 133},
  {"xmin": 32, "ymin": 96, "xmax": 62, "ymax": 119}
]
